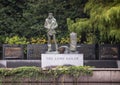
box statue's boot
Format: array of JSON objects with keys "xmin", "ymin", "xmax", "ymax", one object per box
[
  {"xmin": 48, "ymin": 44, "xmax": 52, "ymax": 52},
  {"xmin": 55, "ymin": 44, "xmax": 58, "ymax": 51}
]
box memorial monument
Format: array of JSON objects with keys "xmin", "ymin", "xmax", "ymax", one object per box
[
  {"xmin": 42, "ymin": 13, "xmax": 83, "ymax": 68},
  {"xmin": 44, "ymin": 13, "xmax": 58, "ymax": 52}
]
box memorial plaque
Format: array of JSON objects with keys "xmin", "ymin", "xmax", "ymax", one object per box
[
  {"xmin": 77, "ymin": 44, "xmax": 95, "ymax": 60},
  {"xmin": 99, "ymin": 44, "xmax": 119, "ymax": 60},
  {"xmin": 3, "ymin": 44, "xmax": 24, "ymax": 59},
  {"xmin": 27, "ymin": 44, "xmax": 47, "ymax": 59},
  {"xmin": 41, "ymin": 54, "xmax": 83, "ymax": 68}
]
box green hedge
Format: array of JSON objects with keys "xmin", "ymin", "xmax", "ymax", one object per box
[{"xmin": 0, "ymin": 66, "xmax": 92, "ymax": 80}]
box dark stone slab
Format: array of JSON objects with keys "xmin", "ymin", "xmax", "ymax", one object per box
[
  {"xmin": 0, "ymin": 60, "xmax": 117, "ymax": 68},
  {"xmin": 99, "ymin": 44, "xmax": 119, "ymax": 60},
  {"xmin": 7, "ymin": 60, "xmax": 41, "ymax": 68},
  {"xmin": 27, "ymin": 44, "xmax": 61, "ymax": 60},
  {"xmin": 27, "ymin": 44, "xmax": 96, "ymax": 60},
  {"xmin": 3, "ymin": 44, "xmax": 24, "ymax": 59},
  {"xmin": 77, "ymin": 44, "xmax": 95, "ymax": 60},
  {"xmin": 27, "ymin": 44, "xmax": 48, "ymax": 59},
  {"xmin": 84, "ymin": 60, "xmax": 118, "ymax": 68}
]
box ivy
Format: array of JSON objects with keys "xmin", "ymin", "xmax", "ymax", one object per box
[{"xmin": 0, "ymin": 66, "xmax": 93, "ymax": 81}]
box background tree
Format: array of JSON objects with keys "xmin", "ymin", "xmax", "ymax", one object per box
[
  {"xmin": 0, "ymin": 0, "xmax": 87, "ymax": 40},
  {"xmin": 67, "ymin": 0, "xmax": 120, "ymax": 44}
]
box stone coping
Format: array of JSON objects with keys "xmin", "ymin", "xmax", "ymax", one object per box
[
  {"xmin": 2, "ymin": 68, "xmax": 120, "ymax": 71},
  {"xmin": 91, "ymin": 68, "xmax": 120, "ymax": 71}
]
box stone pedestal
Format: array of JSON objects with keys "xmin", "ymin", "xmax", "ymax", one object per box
[{"xmin": 41, "ymin": 54, "xmax": 83, "ymax": 68}]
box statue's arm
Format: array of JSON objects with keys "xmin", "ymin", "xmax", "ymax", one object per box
[
  {"xmin": 44, "ymin": 19, "xmax": 48, "ymax": 29},
  {"xmin": 52, "ymin": 19, "xmax": 58, "ymax": 29}
]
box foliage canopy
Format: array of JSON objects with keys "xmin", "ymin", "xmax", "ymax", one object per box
[
  {"xmin": 0, "ymin": 0, "xmax": 87, "ymax": 39},
  {"xmin": 67, "ymin": 0, "xmax": 120, "ymax": 44},
  {"xmin": 0, "ymin": 0, "xmax": 120, "ymax": 44}
]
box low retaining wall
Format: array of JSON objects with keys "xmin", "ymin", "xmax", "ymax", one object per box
[
  {"xmin": 1, "ymin": 68, "xmax": 120, "ymax": 83},
  {"xmin": 81, "ymin": 68, "xmax": 120, "ymax": 83}
]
